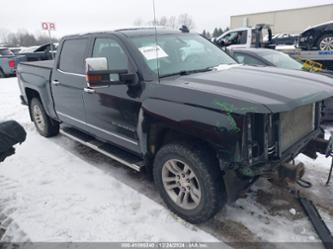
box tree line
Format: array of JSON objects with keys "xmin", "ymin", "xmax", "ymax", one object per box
[
  {"xmin": 133, "ymin": 14, "xmax": 228, "ymax": 39},
  {"xmin": 0, "ymin": 29, "xmax": 58, "ymax": 47},
  {"xmin": 134, "ymin": 13, "xmax": 195, "ymax": 30},
  {"xmin": 202, "ymin": 27, "xmax": 229, "ymax": 39},
  {"xmin": 0, "ymin": 15, "xmax": 227, "ymax": 47}
]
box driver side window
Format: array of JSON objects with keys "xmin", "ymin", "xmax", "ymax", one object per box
[
  {"xmin": 223, "ymin": 31, "xmax": 247, "ymax": 45},
  {"xmin": 92, "ymin": 38, "xmax": 129, "ymax": 71}
]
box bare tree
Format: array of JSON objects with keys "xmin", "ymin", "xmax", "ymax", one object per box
[
  {"xmin": 7, "ymin": 33, "xmax": 20, "ymax": 46},
  {"xmin": 133, "ymin": 13, "xmax": 195, "ymax": 30},
  {"xmin": 178, "ymin": 13, "xmax": 195, "ymax": 30},
  {"xmin": 0, "ymin": 29, "xmax": 10, "ymax": 45},
  {"xmin": 159, "ymin": 16, "xmax": 168, "ymax": 26},
  {"xmin": 167, "ymin": 16, "xmax": 177, "ymax": 29},
  {"xmin": 133, "ymin": 18, "xmax": 144, "ymax": 26},
  {"xmin": 0, "ymin": 30, "xmax": 58, "ymax": 47}
]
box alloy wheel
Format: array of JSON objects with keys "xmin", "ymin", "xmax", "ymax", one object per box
[
  {"xmin": 33, "ymin": 104, "xmax": 45, "ymax": 132},
  {"xmin": 162, "ymin": 159, "xmax": 201, "ymax": 210},
  {"xmin": 320, "ymin": 36, "xmax": 333, "ymax": 51}
]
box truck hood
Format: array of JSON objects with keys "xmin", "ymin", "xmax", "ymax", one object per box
[{"xmin": 172, "ymin": 65, "xmax": 333, "ymax": 113}]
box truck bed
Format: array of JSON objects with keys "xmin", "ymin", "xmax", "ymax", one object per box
[
  {"xmin": 19, "ymin": 60, "xmax": 54, "ymax": 69},
  {"xmin": 17, "ymin": 60, "xmax": 57, "ymax": 119}
]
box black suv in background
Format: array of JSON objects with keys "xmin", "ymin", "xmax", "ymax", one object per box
[{"xmin": 299, "ymin": 21, "xmax": 333, "ymax": 51}]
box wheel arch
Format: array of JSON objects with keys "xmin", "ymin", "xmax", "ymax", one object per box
[
  {"xmin": 138, "ymin": 99, "xmax": 243, "ymax": 172},
  {"xmin": 24, "ymin": 87, "xmax": 58, "ymax": 121},
  {"xmin": 315, "ymin": 31, "xmax": 333, "ymax": 49}
]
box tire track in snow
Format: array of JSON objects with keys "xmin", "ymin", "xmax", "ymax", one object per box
[{"xmin": 0, "ymin": 176, "xmax": 30, "ymax": 242}]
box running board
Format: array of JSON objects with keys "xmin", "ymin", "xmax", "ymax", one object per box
[{"xmin": 60, "ymin": 127, "xmax": 144, "ymax": 172}]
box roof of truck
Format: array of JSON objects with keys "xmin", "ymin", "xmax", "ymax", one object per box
[
  {"xmin": 62, "ymin": 27, "xmax": 189, "ymax": 39},
  {"xmin": 116, "ymin": 27, "xmax": 184, "ymax": 37}
]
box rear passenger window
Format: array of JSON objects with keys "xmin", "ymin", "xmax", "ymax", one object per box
[
  {"xmin": 93, "ymin": 38, "xmax": 129, "ymax": 71},
  {"xmin": 59, "ymin": 38, "xmax": 88, "ymax": 74}
]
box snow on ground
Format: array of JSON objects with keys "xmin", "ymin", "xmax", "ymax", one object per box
[
  {"xmin": 0, "ymin": 78, "xmax": 221, "ymax": 243},
  {"xmin": 0, "ymin": 77, "xmax": 332, "ymax": 248}
]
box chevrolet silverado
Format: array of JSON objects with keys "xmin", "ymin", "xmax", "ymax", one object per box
[{"xmin": 17, "ymin": 28, "xmax": 333, "ymax": 223}]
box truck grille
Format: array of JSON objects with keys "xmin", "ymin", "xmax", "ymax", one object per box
[{"xmin": 280, "ymin": 104, "xmax": 315, "ymax": 152}]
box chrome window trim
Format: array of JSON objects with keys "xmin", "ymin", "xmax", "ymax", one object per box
[
  {"xmin": 56, "ymin": 111, "xmax": 138, "ymax": 145},
  {"xmin": 57, "ymin": 69, "xmax": 85, "ymax": 78}
]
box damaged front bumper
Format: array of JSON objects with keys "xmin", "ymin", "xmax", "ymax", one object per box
[
  {"xmin": 223, "ymin": 132, "xmax": 333, "ymax": 202},
  {"xmin": 236, "ymin": 128, "xmax": 333, "ymax": 180}
]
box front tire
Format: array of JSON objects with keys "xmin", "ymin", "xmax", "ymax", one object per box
[
  {"xmin": 153, "ymin": 142, "xmax": 225, "ymax": 223},
  {"xmin": 29, "ymin": 98, "xmax": 59, "ymax": 137},
  {"xmin": 317, "ymin": 33, "xmax": 333, "ymax": 51}
]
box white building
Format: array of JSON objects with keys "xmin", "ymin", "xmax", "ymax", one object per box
[{"xmin": 231, "ymin": 4, "xmax": 333, "ymax": 34}]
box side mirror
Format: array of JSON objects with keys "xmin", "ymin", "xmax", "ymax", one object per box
[
  {"xmin": 85, "ymin": 57, "xmax": 138, "ymax": 88},
  {"xmin": 86, "ymin": 57, "xmax": 112, "ymax": 88}
]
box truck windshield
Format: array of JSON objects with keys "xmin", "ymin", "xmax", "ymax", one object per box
[{"xmin": 130, "ymin": 33, "xmax": 236, "ymax": 77}]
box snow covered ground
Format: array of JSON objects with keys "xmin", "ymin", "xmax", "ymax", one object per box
[
  {"xmin": 0, "ymin": 77, "xmax": 332, "ymax": 248},
  {"xmin": 0, "ymin": 78, "xmax": 221, "ymax": 243}
]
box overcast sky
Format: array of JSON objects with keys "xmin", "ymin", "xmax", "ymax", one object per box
[{"xmin": 1, "ymin": 0, "xmax": 333, "ymax": 38}]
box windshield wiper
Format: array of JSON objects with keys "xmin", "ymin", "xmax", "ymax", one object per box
[{"xmin": 159, "ymin": 67, "xmax": 213, "ymax": 78}]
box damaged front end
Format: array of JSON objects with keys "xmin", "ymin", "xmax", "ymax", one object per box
[{"xmin": 223, "ymin": 101, "xmax": 333, "ymax": 201}]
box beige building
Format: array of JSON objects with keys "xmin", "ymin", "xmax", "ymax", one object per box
[{"xmin": 231, "ymin": 4, "xmax": 333, "ymax": 34}]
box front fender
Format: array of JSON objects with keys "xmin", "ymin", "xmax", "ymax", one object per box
[{"xmin": 138, "ymin": 98, "xmax": 243, "ymax": 157}]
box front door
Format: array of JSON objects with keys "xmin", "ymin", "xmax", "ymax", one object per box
[
  {"xmin": 82, "ymin": 36, "xmax": 142, "ymax": 153},
  {"xmin": 51, "ymin": 37, "xmax": 90, "ymax": 129}
]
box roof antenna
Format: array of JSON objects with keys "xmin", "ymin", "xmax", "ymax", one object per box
[{"xmin": 152, "ymin": 0, "xmax": 160, "ymax": 83}]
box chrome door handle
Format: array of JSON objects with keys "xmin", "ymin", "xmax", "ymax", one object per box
[
  {"xmin": 84, "ymin": 87, "xmax": 96, "ymax": 94},
  {"xmin": 52, "ymin": 80, "xmax": 60, "ymax": 86}
]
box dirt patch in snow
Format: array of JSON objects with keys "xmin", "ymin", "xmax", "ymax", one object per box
[
  {"xmin": 255, "ymin": 188, "xmax": 305, "ymax": 220},
  {"xmin": 317, "ymin": 203, "xmax": 333, "ymax": 217},
  {"xmin": 209, "ymin": 218, "xmax": 258, "ymax": 242}
]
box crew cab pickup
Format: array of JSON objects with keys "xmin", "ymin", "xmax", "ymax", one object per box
[{"xmin": 17, "ymin": 28, "xmax": 333, "ymax": 223}]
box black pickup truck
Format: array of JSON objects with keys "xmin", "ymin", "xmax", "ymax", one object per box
[{"xmin": 17, "ymin": 28, "xmax": 333, "ymax": 223}]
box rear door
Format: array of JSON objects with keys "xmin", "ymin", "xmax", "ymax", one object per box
[{"xmin": 51, "ymin": 37, "xmax": 90, "ymax": 129}]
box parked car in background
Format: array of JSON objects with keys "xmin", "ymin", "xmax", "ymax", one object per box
[
  {"xmin": 9, "ymin": 47, "xmax": 25, "ymax": 55},
  {"xmin": 229, "ymin": 48, "xmax": 333, "ymax": 121},
  {"xmin": 0, "ymin": 47, "xmax": 15, "ymax": 77},
  {"xmin": 19, "ymin": 43, "xmax": 58, "ymax": 61},
  {"xmin": 299, "ymin": 21, "xmax": 333, "ymax": 51},
  {"xmin": 0, "ymin": 47, "xmax": 26, "ymax": 78},
  {"xmin": 17, "ymin": 28, "xmax": 333, "ymax": 223},
  {"xmin": 271, "ymin": 33, "xmax": 299, "ymax": 45},
  {"xmin": 229, "ymin": 48, "xmax": 304, "ymax": 69}
]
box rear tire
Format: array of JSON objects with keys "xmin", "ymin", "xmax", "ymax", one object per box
[
  {"xmin": 153, "ymin": 142, "xmax": 225, "ymax": 223},
  {"xmin": 0, "ymin": 69, "xmax": 5, "ymax": 78},
  {"xmin": 29, "ymin": 98, "xmax": 59, "ymax": 137},
  {"xmin": 317, "ymin": 33, "xmax": 333, "ymax": 51}
]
